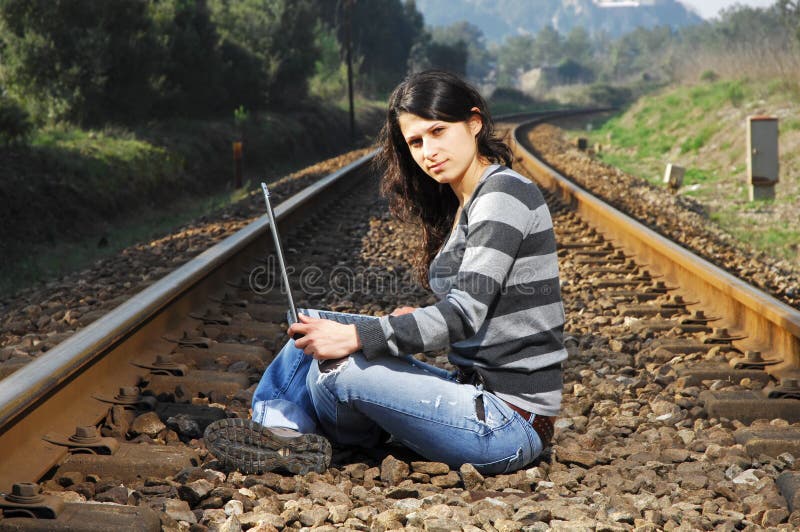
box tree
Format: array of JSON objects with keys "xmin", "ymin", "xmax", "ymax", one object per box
[
  {"xmin": 563, "ymin": 27, "xmax": 593, "ymax": 65},
  {"xmin": 429, "ymin": 22, "xmax": 493, "ymax": 82},
  {"xmin": 336, "ymin": 0, "xmax": 425, "ymax": 95},
  {"xmin": 150, "ymin": 0, "xmax": 228, "ymax": 117},
  {"xmin": 496, "ymin": 34, "xmax": 536, "ymax": 87},
  {"xmin": 778, "ymin": 0, "xmax": 800, "ymax": 41},
  {"xmin": 209, "ymin": 0, "xmax": 320, "ymax": 108},
  {"xmin": 408, "ymin": 33, "xmax": 468, "ymax": 76},
  {"xmin": 532, "ymin": 25, "xmax": 564, "ymax": 66},
  {"xmin": 0, "ymin": 0, "xmax": 160, "ymax": 125}
]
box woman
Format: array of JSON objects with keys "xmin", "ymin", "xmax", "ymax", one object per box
[{"xmin": 204, "ymin": 70, "xmax": 567, "ymax": 476}]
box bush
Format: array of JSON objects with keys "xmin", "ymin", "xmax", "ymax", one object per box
[
  {"xmin": 700, "ymin": 70, "xmax": 719, "ymax": 82},
  {"xmin": 555, "ymin": 59, "xmax": 595, "ymax": 85},
  {"xmin": 0, "ymin": 95, "xmax": 32, "ymax": 145},
  {"xmin": 488, "ymin": 87, "xmax": 544, "ymax": 115},
  {"xmin": 587, "ymin": 84, "xmax": 633, "ymax": 108}
]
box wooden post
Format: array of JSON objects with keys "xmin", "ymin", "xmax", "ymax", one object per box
[
  {"xmin": 344, "ymin": 0, "xmax": 355, "ymax": 142},
  {"xmin": 233, "ymin": 141, "xmax": 243, "ymax": 189}
]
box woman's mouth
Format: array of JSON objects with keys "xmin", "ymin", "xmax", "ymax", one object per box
[{"xmin": 428, "ymin": 161, "xmax": 446, "ymax": 173}]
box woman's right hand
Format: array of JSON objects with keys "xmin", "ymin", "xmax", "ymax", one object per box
[{"xmin": 390, "ymin": 306, "xmax": 418, "ymax": 316}]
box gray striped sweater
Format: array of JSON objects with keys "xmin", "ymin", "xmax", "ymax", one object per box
[{"xmin": 356, "ymin": 165, "xmax": 566, "ymax": 416}]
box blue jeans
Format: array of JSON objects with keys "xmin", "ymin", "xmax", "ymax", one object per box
[{"xmin": 252, "ymin": 340, "xmax": 543, "ymax": 475}]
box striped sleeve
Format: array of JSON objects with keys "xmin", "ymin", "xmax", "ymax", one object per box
[{"xmin": 356, "ymin": 173, "xmax": 538, "ymax": 359}]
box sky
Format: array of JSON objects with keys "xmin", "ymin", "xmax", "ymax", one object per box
[{"xmin": 678, "ymin": 0, "xmax": 777, "ymax": 19}]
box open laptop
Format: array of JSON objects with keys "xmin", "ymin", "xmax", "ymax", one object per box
[{"xmin": 260, "ymin": 182, "xmax": 379, "ymax": 329}]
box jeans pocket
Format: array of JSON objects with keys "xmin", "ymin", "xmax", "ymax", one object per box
[{"xmin": 471, "ymin": 447, "xmax": 526, "ymax": 476}]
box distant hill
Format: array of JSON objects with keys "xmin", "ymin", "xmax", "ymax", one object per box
[{"xmin": 414, "ymin": 0, "xmax": 704, "ymax": 42}]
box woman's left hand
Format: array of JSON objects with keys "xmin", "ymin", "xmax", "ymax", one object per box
[{"xmin": 288, "ymin": 313, "xmax": 362, "ymax": 360}]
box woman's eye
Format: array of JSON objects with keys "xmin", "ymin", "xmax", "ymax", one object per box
[
  {"xmin": 409, "ymin": 139, "xmax": 422, "ymax": 148},
  {"xmin": 432, "ymin": 127, "xmax": 444, "ymax": 135}
]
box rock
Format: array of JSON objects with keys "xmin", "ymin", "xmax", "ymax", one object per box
[
  {"xmin": 661, "ymin": 448, "xmax": 689, "ymax": 463},
  {"xmin": 224, "ymin": 499, "xmax": 243, "ymax": 516},
  {"xmin": 104, "ymin": 405, "xmax": 133, "ymax": 438},
  {"xmin": 732, "ymin": 469, "xmax": 760, "ymax": 485},
  {"xmin": 306, "ymin": 481, "xmax": 349, "ymax": 504},
  {"xmin": 423, "ymin": 517, "xmax": 462, "ymax": 531},
  {"xmin": 393, "ymin": 498, "xmax": 424, "ymax": 512},
  {"xmin": 201, "ymin": 508, "xmax": 228, "ymax": 527},
  {"xmin": 327, "ymin": 504, "xmax": 349, "ymax": 524},
  {"xmin": 94, "ymin": 485, "xmax": 129, "ymax": 505},
  {"xmin": 299, "ymin": 506, "xmax": 329, "ymax": 527},
  {"xmin": 57, "ymin": 471, "xmax": 83, "ymax": 487},
  {"xmin": 495, "ymin": 519, "xmax": 524, "ymax": 532},
  {"xmin": 411, "ymin": 461, "xmax": 450, "ymax": 475},
  {"xmin": 459, "ymin": 463, "xmax": 484, "ymax": 490},
  {"xmin": 178, "ymin": 479, "xmax": 214, "ymax": 506},
  {"xmin": 761, "ymin": 508, "xmax": 789, "ymax": 527},
  {"xmin": 131, "ymin": 411, "xmax": 166, "ymax": 437},
  {"xmin": 166, "ymin": 414, "xmax": 202, "ymax": 439},
  {"xmin": 513, "ymin": 506, "xmax": 551, "ymax": 522},
  {"xmin": 431, "ymin": 471, "xmax": 461, "ymax": 488},
  {"xmin": 386, "ymin": 486, "xmax": 421, "ymax": 499},
  {"xmin": 471, "ymin": 499, "xmax": 512, "ymax": 523},
  {"xmin": 71, "ymin": 482, "xmax": 96, "ymax": 499},
  {"xmin": 243, "ymin": 522, "xmax": 279, "ymax": 532},
  {"xmin": 342, "ymin": 463, "xmax": 369, "ymax": 479},
  {"xmin": 680, "ymin": 473, "xmax": 708, "ymax": 490},
  {"xmin": 218, "ymin": 515, "xmax": 241, "ymax": 532},
  {"xmin": 350, "ymin": 505, "xmax": 378, "ymax": 523},
  {"xmin": 556, "ymin": 448, "xmax": 599, "ymax": 467},
  {"xmin": 373, "ymin": 509, "xmax": 405, "ymax": 530},
  {"xmin": 239, "ymin": 510, "xmax": 285, "ymax": 529},
  {"xmin": 380, "ymin": 455, "xmax": 409, "ymax": 486},
  {"xmin": 344, "ymin": 517, "xmax": 370, "ymax": 531},
  {"xmin": 164, "ymin": 499, "xmax": 197, "ymax": 524}
]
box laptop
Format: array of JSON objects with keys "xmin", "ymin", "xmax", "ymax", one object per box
[{"xmin": 260, "ymin": 182, "xmax": 379, "ymax": 329}]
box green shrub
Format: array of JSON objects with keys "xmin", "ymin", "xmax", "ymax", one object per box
[
  {"xmin": 0, "ymin": 95, "xmax": 32, "ymax": 145},
  {"xmin": 587, "ymin": 84, "xmax": 633, "ymax": 108},
  {"xmin": 488, "ymin": 87, "xmax": 545, "ymax": 115},
  {"xmin": 700, "ymin": 70, "xmax": 719, "ymax": 82},
  {"xmin": 726, "ymin": 81, "xmax": 746, "ymax": 107}
]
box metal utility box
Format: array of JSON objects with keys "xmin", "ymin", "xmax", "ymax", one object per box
[{"xmin": 747, "ymin": 116, "xmax": 779, "ymax": 201}]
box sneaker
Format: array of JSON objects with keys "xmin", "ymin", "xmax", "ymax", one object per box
[{"xmin": 203, "ymin": 418, "xmax": 331, "ymax": 475}]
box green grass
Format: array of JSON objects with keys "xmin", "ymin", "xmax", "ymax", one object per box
[
  {"xmin": 563, "ymin": 77, "xmax": 800, "ymax": 262},
  {"xmin": 0, "ymin": 184, "xmax": 255, "ymax": 297},
  {"xmin": 711, "ymin": 210, "xmax": 800, "ymax": 261},
  {"xmin": 0, "ymin": 102, "xmax": 380, "ymax": 299}
]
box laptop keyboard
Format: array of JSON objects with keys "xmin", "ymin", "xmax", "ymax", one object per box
[
  {"xmin": 288, "ymin": 309, "xmax": 380, "ymax": 326},
  {"xmin": 312, "ymin": 310, "xmax": 379, "ymax": 325}
]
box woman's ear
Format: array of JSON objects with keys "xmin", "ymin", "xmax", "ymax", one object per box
[{"xmin": 468, "ymin": 107, "xmax": 483, "ymax": 137}]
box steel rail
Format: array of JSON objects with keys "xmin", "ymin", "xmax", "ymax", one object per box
[
  {"xmin": 0, "ymin": 151, "xmax": 376, "ymax": 491},
  {"xmin": 511, "ymin": 121, "xmax": 800, "ymax": 375}
]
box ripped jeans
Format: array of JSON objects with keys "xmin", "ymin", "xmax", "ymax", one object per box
[{"xmin": 252, "ymin": 339, "xmax": 543, "ymax": 475}]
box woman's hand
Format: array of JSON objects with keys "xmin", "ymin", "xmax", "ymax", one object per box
[
  {"xmin": 288, "ymin": 314, "xmax": 362, "ymax": 360},
  {"xmin": 390, "ymin": 306, "xmax": 418, "ymax": 316}
]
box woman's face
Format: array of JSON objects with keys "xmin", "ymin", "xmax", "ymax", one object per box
[{"xmin": 397, "ymin": 111, "xmax": 483, "ymax": 187}]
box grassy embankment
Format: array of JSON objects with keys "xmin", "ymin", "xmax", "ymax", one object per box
[
  {"xmin": 0, "ymin": 99, "xmax": 385, "ymax": 298},
  {"xmin": 564, "ymin": 78, "xmax": 800, "ymax": 262}
]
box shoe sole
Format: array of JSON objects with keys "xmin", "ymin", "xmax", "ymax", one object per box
[{"xmin": 203, "ymin": 418, "xmax": 331, "ymax": 475}]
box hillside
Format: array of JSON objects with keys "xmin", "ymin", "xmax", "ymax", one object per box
[
  {"xmin": 564, "ymin": 78, "xmax": 800, "ymax": 262},
  {"xmin": 414, "ymin": 0, "xmax": 703, "ymax": 41}
]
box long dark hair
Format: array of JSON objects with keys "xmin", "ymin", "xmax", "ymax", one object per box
[{"xmin": 376, "ymin": 70, "xmax": 512, "ymax": 287}]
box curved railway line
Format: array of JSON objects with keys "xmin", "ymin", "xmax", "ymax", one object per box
[{"xmin": 0, "ymin": 111, "xmax": 798, "ymax": 530}]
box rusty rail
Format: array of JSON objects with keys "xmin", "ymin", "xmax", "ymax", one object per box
[
  {"xmin": 511, "ymin": 120, "xmax": 800, "ymax": 377},
  {"xmin": 0, "ymin": 151, "xmax": 376, "ymax": 492}
]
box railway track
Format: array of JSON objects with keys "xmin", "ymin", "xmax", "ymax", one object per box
[{"xmin": 0, "ymin": 111, "xmax": 798, "ymax": 530}]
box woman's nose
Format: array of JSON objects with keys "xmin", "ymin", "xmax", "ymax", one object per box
[{"xmin": 422, "ymin": 137, "xmax": 438, "ymax": 159}]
